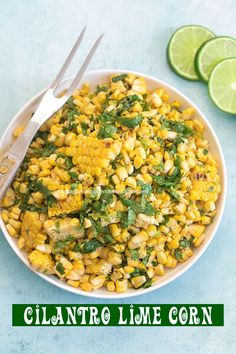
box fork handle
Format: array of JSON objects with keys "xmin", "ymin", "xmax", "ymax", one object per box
[{"xmin": 0, "ymin": 120, "xmax": 40, "ymax": 200}]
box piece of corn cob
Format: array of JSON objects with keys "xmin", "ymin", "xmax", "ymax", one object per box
[
  {"xmin": 59, "ymin": 136, "xmax": 122, "ymax": 176},
  {"xmin": 21, "ymin": 211, "xmax": 47, "ymax": 249},
  {"xmin": 44, "ymin": 217, "xmax": 84, "ymax": 241},
  {"xmin": 48, "ymin": 194, "xmax": 83, "ymax": 217},
  {"xmin": 28, "ymin": 250, "xmax": 54, "ymax": 274}
]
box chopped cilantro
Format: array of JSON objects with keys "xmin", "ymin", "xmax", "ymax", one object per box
[
  {"xmin": 117, "ymin": 94, "xmax": 140, "ymax": 113},
  {"xmin": 130, "ymin": 249, "xmax": 139, "ymax": 261},
  {"xmin": 97, "ymin": 123, "xmax": 117, "ymax": 139},
  {"xmin": 118, "ymin": 114, "xmax": 143, "ymax": 128},
  {"xmin": 56, "ymin": 262, "xmax": 65, "ymax": 275},
  {"xmin": 80, "ymin": 239, "xmax": 103, "ymax": 254},
  {"xmin": 174, "ymin": 249, "xmax": 182, "ymax": 260},
  {"xmin": 137, "ymin": 181, "xmax": 152, "ymax": 196},
  {"xmin": 112, "ymin": 74, "xmax": 128, "ymax": 82},
  {"xmin": 53, "ymin": 235, "xmax": 75, "ymax": 253},
  {"xmin": 120, "ymin": 207, "xmax": 136, "ymax": 228},
  {"xmin": 160, "ymin": 116, "xmax": 193, "ymax": 138},
  {"xmin": 203, "ymin": 149, "xmax": 208, "ymax": 155},
  {"xmin": 81, "ymin": 122, "xmax": 88, "ymax": 135},
  {"xmin": 153, "ymin": 155, "xmax": 182, "ymax": 201},
  {"xmin": 95, "ymin": 85, "xmax": 109, "ymax": 94},
  {"xmin": 68, "ymin": 171, "xmax": 78, "ymax": 180}
]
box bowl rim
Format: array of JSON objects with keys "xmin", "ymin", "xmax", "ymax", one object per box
[{"xmin": 0, "ymin": 69, "xmax": 227, "ymax": 299}]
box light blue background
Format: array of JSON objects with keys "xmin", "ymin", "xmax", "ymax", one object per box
[{"xmin": 0, "ymin": 0, "xmax": 235, "ymax": 353}]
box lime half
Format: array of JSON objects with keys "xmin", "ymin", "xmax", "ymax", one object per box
[
  {"xmin": 209, "ymin": 57, "xmax": 236, "ymax": 114},
  {"xmin": 195, "ymin": 36, "xmax": 236, "ymax": 82},
  {"xmin": 167, "ymin": 25, "xmax": 215, "ymax": 80}
]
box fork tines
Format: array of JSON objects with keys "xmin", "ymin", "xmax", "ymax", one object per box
[{"xmin": 50, "ymin": 26, "xmax": 103, "ymax": 96}]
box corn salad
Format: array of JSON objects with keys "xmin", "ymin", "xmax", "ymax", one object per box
[{"xmin": 0, "ymin": 73, "xmax": 221, "ymax": 293}]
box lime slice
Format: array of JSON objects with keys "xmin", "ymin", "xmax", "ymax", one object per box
[
  {"xmin": 209, "ymin": 57, "xmax": 236, "ymax": 114},
  {"xmin": 195, "ymin": 36, "xmax": 236, "ymax": 82},
  {"xmin": 167, "ymin": 25, "xmax": 215, "ymax": 80}
]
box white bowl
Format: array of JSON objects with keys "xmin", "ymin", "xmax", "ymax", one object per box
[{"xmin": 0, "ymin": 69, "xmax": 227, "ymax": 299}]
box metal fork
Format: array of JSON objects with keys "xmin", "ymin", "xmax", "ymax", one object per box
[{"xmin": 0, "ymin": 27, "xmax": 103, "ymax": 200}]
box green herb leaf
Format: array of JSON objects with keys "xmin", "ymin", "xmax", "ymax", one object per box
[
  {"xmin": 120, "ymin": 207, "xmax": 136, "ymax": 228},
  {"xmin": 137, "ymin": 181, "xmax": 152, "ymax": 196},
  {"xmin": 118, "ymin": 114, "xmax": 143, "ymax": 128},
  {"xmin": 112, "ymin": 74, "xmax": 128, "ymax": 82},
  {"xmin": 81, "ymin": 122, "xmax": 88, "ymax": 135},
  {"xmin": 130, "ymin": 249, "xmax": 139, "ymax": 261},
  {"xmin": 97, "ymin": 123, "xmax": 117, "ymax": 139},
  {"xmin": 68, "ymin": 171, "xmax": 78, "ymax": 180},
  {"xmin": 81, "ymin": 239, "xmax": 103, "ymax": 254},
  {"xmin": 174, "ymin": 249, "xmax": 182, "ymax": 260},
  {"xmin": 96, "ymin": 85, "xmax": 109, "ymax": 94},
  {"xmin": 56, "ymin": 262, "xmax": 65, "ymax": 275},
  {"xmin": 117, "ymin": 94, "xmax": 140, "ymax": 113},
  {"xmin": 53, "ymin": 235, "xmax": 75, "ymax": 253},
  {"xmin": 153, "ymin": 155, "xmax": 182, "ymax": 200}
]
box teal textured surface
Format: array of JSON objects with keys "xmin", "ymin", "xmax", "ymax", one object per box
[{"xmin": 0, "ymin": 0, "xmax": 235, "ymax": 353}]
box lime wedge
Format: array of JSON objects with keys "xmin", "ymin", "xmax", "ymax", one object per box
[
  {"xmin": 209, "ymin": 57, "xmax": 236, "ymax": 114},
  {"xmin": 195, "ymin": 36, "xmax": 236, "ymax": 82},
  {"xmin": 167, "ymin": 25, "xmax": 215, "ymax": 80}
]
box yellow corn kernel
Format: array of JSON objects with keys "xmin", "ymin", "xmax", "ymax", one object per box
[
  {"xmin": 165, "ymin": 255, "xmax": 174, "ymax": 268},
  {"xmin": 114, "ymin": 200, "xmax": 125, "ymax": 212},
  {"xmin": 146, "ymin": 225, "xmax": 158, "ymax": 237},
  {"xmin": 107, "ymin": 281, "xmax": 115, "ymax": 292},
  {"xmin": 39, "ymin": 169, "xmax": 51, "ymax": 177},
  {"xmin": 6, "ymin": 223, "xmax": 18, "ymax": 237},
  {"xmin": 125, "ymin": 176, "xmax": 137, "ymax": 189},
  {"xmin": 86, "ymin": 260, "xmax": 112, "ymax": 276},
  {"xmin": 54, "ymin": 167, "xmax": 71, "ymax": 182},
  {"xmin": 132, "ymin": 78, "xmax": 147, "ymax": 94},
  {"xmin": 131, "ymin": 275, "xmax": 146, "ymax": 288},
  {"xmin": 147, "ymin": 268, "xmax": 155, "ymax": 279},
  {"xmin": 18, "ymin": 237, "xmax": 25, "ymax": 250},
  {"xmin": 90, "ymin": 275, "xmax": 106, "ymax": 289},
  {"xmin": 109, "ymin": 224, "xmax": 121, "ymax": 237},
  {"xmin": 36, "ymin": 244, "xmax": 52, "ymax": 254},
  {"xmin": 28, "ymin": 250, "xmax": 54, "ymax": 274},
  {"xmin": 156, "ymin": 251, "xmax": 167, "ymax": 265},
  {"xmin": 112, "ymin": 175, "xmax": 120, "ymax": 185},
  {"xmin": 193, "ymin": 119, "xmax": 204, "ymax": 132},
  {"xmin": 116, "ymin": 182, "xmax": 126, "ymax": 193},
  {"xmin": 84, "ymin": 218, "xmax": 92, "ymax": 228},
  {"xmin": 67, "ymin": 280, "xmax": 80, "ymax": 288},
  {"xmin": 128, "ymin": 230, "xmax": 148, "ymax": 249},
  {"xmin": 1, "ymin": 210, "xmax": 9, "ymax": 223},
  {"xmin": 188, "ymin": 224, "xmax": 205, "ymax": 238},
  {"xmin": 52, "ymin": 189, "xmax": 68, "ymax": 201},
  {"xmin": 152, "ymin": 93, "xmax": 163, "ymax": 108},
  {"xmin": 107, "ymin": 251, "xmax": 122, "ymax": 266},
  {"xmin": 124, "ymin": 265, "xmax": 135, "ymax": 274},
  {"xmin": 28, "ymin": 165, "xmax": 40, "ymax": 175},
  {"xmin": 201, "ymin": 215, "xmax": 211, "ymax": 225},
  {"xmin": 116, "ymin": 279, "xmax": 128, "ymax": 293},
  {"xmin": 8, "ymin": 218, "xmax": 21, "ymax": 231},
  {"xmin": 204, "ymin": 201, "xmax": 216, "ymax": 212},
  {"xmin": 123, "ymin": 133, "xmax": 135, "ymax": 151},
  {"xmin": 80, "ymin": 282, "xmax": 92, "ymax": 292},
  {"xmin": 116, "ymin": 166, "xmax": 128, "ymax": 180},
  {"xmin": 155, "ymin": 264, "xmax": 165, "ymax": 276},
  {"xmin": 1, "ymin": 188, "xmax": 15, "ymax": 207},
  {"xmin": 134, "ymin": 156, "xmax": 144, "ymax": 169},
  {"xmin": 168, "ymin": 239, "xmax": 179, "ymax": 249},
  {"xmin": 194, "ymin": 233, "xmax": 206, "ymax": 247}
]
